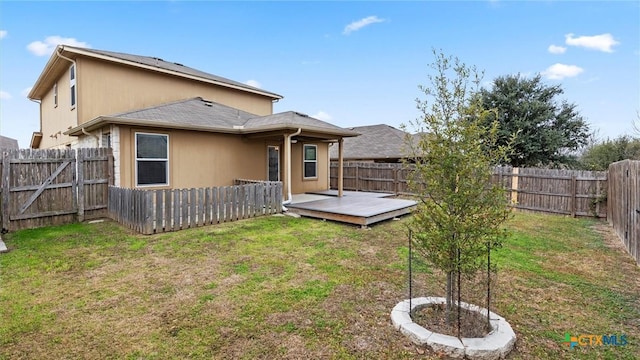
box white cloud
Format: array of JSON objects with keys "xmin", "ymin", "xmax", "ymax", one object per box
[
  {"xmin": 21, "ymin": 87, "xmax": 33, "ymax": 97},
  {"xmin": 0, "ymin": 30, "xmax": 7, "ymax": 39},
  {"xmin": 548, "ymin": 45, "xmax": 566, "ymax": 54},
  {"xmin": 27, "ymin": 36, "xmax": 90, "ymax": 56},
  {"xmin": 0, "ymin": 90, "xmax": 12, "ymax": 100},
  {"xmin": 343, "ymin": 16, "xmax": 385, "ymax": 35},
  {"xmin": 565, "ymin": 33, "xmax": 619, "ymax": 53},
  {"xmin": 245, "ymin": 80, "xmax": 262, "ymax": 88},
  {"xmin": 312, "ymin": 111, "xmax": 332, "ymax": 121},
  {"xmin": 542, "ymin": 63, "xmax": 584, "ymax": 80}
]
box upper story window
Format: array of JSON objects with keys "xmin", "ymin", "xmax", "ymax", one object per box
[
  {"xmin": 53, "ymin": 83, "xmax": 58, "ymax": 107},
  {"xmin": 135, "ymin": 132, "xmax": 169, "ymax": 187},
  {"xmin": 303, "ymin": 144, "xmax": 317, "ymax": 179},
  {"xmin": 69, "ymin": 64, "xmax": 76, "ymax": 108}
]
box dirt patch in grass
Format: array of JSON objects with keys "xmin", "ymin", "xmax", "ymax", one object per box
[{"xmin": 412, "ymin": 303, "xmax": 491, "ymax": 338}]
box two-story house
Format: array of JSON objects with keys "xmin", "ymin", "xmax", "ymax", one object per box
[{"xmin": 28, "ymin": 45, "xmax": 357, "ymax": 199}]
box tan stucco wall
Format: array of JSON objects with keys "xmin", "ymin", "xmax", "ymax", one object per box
[
  {"xmin": 118, "ymin": 126, "xmax": 271, "ymax": 189},
  {"xmin": 116, "ymin": 127, "xmax": 330, "ymax": 193},
  {"xmin": 290, "ymin": 142, "xmax": 329, "ymax": 194},
  {"xmin": 77, "ymin": 57, "xmax": 273, "ymax": 124},
  {"xmin": 38, "ymin": 65, "xmax": 78, "ymax": 148}
]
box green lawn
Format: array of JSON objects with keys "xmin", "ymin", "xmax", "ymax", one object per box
[{"xmin": 1, "ymin": 212, "xmax": 638, "ymax": 359}]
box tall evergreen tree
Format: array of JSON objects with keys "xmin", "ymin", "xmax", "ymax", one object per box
[{"xmin": 478, "ymin": 74, "xmax": 590, "ymax": 167}]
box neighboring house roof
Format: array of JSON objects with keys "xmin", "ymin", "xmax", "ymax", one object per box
[
  {"xmin": 66, "ymin": 97, "xmax": 359, "ymax": 139},
  {"xmin": 329, "ymin": 124, "xmax": 411, "ymax": 160},
  {"xmin": 0, "ymin": 135, "xmax": 19, "ymax": 149},
  {"xmin": 28, "ymin": 45, "xmax": 282, "ymax": 101}
]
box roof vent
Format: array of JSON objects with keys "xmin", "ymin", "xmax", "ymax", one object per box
[
  {"xmin": 150, "ymin": 57, "xmax": 164, "ymax": 62},
  {"xmin": 173, "ymin": 62, "xmax": 184, "ymax": 66},
  {"xmin": 295, "ymin": 112, "xmax": 309, "ymax": 117},
  {"xmin": 202, "ymin": 99, "xmax": 213, "ymax": 107}
]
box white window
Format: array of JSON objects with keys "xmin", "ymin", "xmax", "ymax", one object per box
[
  {"xmin": 102, "ymin": 133, "xmax": 111, "ymax": 148},
  {"xmin": 69, "ymin": 65, "xmax": 76, "ymax": 108},
  {"xmin": 53, "ymin": 83, "xmax": 58, "ymax": 108},
  {"xmin": 303, "ymin": 144, "xmax": 317, "ymax": 179},
  {"xmin": 135, "ymin": 133, "xmax": 169, "ymax": 186}
]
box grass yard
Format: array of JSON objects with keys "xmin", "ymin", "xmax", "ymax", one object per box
[{"xmin": 1, "ymin": 212, "xmax": 638, "ymax": 359}]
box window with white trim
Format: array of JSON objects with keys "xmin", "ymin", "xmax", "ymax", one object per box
[
  {"xmin": 69, "ymin": 65, "xmax": 76, "ymax": 108},
  {"xmin": 53, "ymin": 83, "xmax": 58, "ymax": 107},
  {"xmin": 135, "ymin": 133, "xmax": 169, "ymax": 186},
  {"xmin": 303, "ymin": 144, "xmax": 317, "ymax": 179}
]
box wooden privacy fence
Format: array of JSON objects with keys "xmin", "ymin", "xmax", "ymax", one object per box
[
  {"xmin": 330, "ymin": 162, "xmax": 607, "ymax": 218},
  {"xmin": 108, "ymin": 181, "xmax": 282, "ymax": 235},
  {"xmin": 608, "ymin": 160, "xmax": 639, "ymax": 265},
  {"xmin": 1, "ymin": 148, "xmax": 113, "ymax": 231}
]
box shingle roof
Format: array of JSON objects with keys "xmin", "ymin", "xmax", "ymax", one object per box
[
  {"xmin": 67, "ymin": 98, "xmax": 358, "ymax": 138},
  {"xmin": 329, "ymin": 124, "xmax": 410, "ymax": 160},
  {"xmin": 33, "ymin": 45, "xmax": 282, "ymax": 100},
  {"xmin": 111, "ymin": 97, "xmax": 255, "ymax": 129},
  {"xmin": 0, "ymin": 135, "xmax": 19, "ymax": 149},
  {"xmin": 244, "ymin": 111, "xmax": 355, "ymax": 135}
]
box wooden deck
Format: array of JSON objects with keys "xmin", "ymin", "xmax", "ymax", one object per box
[
  {"xmin": 306, "ymin": 190, "xmax": 395, "ymax": 198},
  {"xmin": 287, "ymin": 194, "xmax": 416, "ymax": 227}
]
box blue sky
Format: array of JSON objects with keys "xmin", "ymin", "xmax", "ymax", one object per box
[{"xmin": 1, "ymin": 1, "xmax": 638, "ymax": 148}]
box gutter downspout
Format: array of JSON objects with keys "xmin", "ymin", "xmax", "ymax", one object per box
[
  {"xmin": 56, "ymin": 46, "xmax": 79, "ymax": 136},
  {"xmin": 282, "ymin": 128, "xmax": 302, "ymax": 206},
  {"xmin": 81, "ymin": 128, "xmax": 99, "ymax": 145}
]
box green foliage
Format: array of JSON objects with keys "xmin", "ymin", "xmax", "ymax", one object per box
[
  {"xmin": 579, "ymin": 135, "xmax": 640, "ymax": 171},
  {"xmin": 478, "ymin": 74, "xmax": 591, "ymax": 167},
  {"xmin": 403, "ymin": 51, "xmax": 512, "ymax": 328}
]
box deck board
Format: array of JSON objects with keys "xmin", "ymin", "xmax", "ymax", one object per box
[
  {"xmin": 287, "ymin": 196, "xmax": 416, "ymax": 226},
  {"xmin": 306, "ymin": 190, "xmax": 394, "ymax": 198}
]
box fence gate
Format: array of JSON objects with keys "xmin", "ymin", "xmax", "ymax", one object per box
[{"xmin": 1, "ymin": 148, "xmax": 113, "ymax": 232}]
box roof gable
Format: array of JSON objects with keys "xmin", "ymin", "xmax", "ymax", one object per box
[{"xmin": 29, "ymin": 45, "xmax": 283, "ymax": 101}]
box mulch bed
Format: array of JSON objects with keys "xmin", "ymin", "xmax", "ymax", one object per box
[{"xmin": 411, "ymin": 303, "xmax": 491, "ymax": 338}]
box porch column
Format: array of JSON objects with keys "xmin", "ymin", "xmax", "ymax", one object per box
[
  {"xmin": 283, "ymin": 133, "xmax": 290, "ymax": 201},
  {"xmin": 338, "ymin": 137, "xmax": 344, "ymax": 197}
]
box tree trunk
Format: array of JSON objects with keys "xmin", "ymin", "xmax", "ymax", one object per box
[
  {"xmin": 457, "ymin": 249, "xmax": 462, "ymax": 338},
  {"xmin": 446, "ymin": 270, "xmax": 453, "ymax": 324}
]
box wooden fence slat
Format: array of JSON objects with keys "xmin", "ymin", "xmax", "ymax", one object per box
[
  {"xmin": 77, "ymin": 150, "xmax": 85, "ymax": 222},
  {"xmin": 164, "ymin": 189, "xmax": 172, "ymax": 232},
  {"xmin": 189, "ymin": 188, "xmax": 196, "ymax": 228},
  {"xmin": 212, "ymin": 187, "xmax": 219, "ymax": 224},
  {"xmin": 156, "ymin": 190, "xmax": 163, "ymax": 232},
  {"xmin": 2, "ymin": 151, "xmax": 10, "ymax": 231},
  {"xmin": 197, "ymin": 188, "xmax": 204, "ymax": 226},
  {"xmin": 144, "ymin": 191, "xmax": 154, "ymax": 234}
]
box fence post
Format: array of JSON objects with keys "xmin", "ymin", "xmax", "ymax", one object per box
[
  {"xmin": 77, "ymin": 149, "xmax": 85, "ymax": 222},
  {"xmin": 144, "ymin": 191, "xmax": 154, "ymax": 234},
  {"xmin": 1, "ymin": 152, "xmax": 9, "ymax": 231},
  {"xmin": 355, "ymin": 163, "xmax": 359, "ymax": 191},
  {"xmin": 394, "ymin": 167, "xmax": 399, "ymax": 195},
  {"xmin": 570, "ymin": 175, "xmax": 577, "ymax": 218},
  {"xmin": 596, "ymin": 179, "xmax": 601, "ymax": 217},
  {"xmin": 511, "ymin": 167, "xmax": 519, "ymax": 206}
]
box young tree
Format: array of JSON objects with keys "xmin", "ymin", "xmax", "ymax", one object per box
[
  {"xmin": 478, "ymin": 74, "xmax": 591, "ymax": 167},
  {"xmin": 403, "ymin": 51, "xmax": 512, "ymax": 334}
]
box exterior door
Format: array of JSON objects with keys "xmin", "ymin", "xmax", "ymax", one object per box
[{"xmin": 268, "ymin": 146, "xmax": 280, "ymax": 181}]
